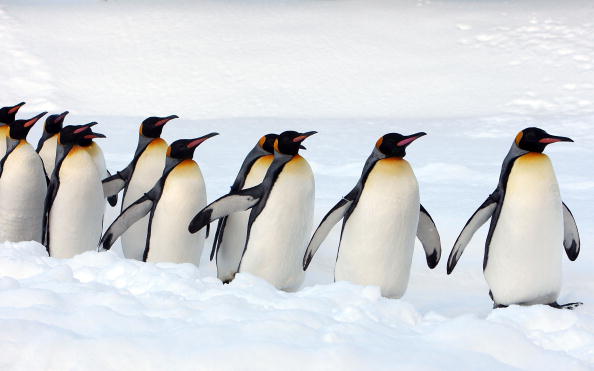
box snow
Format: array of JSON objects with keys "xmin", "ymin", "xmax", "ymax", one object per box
[{"xmin": 1, "ymin": 0, "xmax": 594, "ymax": 369}]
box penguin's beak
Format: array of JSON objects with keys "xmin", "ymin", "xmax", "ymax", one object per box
[
  {"xmin": 84, "ymin": 132, "xmax": 106, "ymax": 140},
  {"xmin": 155, "ymin": 115, "xmax": 179, "ymax": 127},
  {"xmin": 8, "ymin": 102, "xmax": 25, "ymax": 114},
  {"xmin": 539, "ymin": 135, "xmax": 573, "ymax": 144},
  {"xmin": 187, "ymin": 132, "xmax": 219, "ymax": 148},
  {"xmin": 293, "ymin": 131, "xmax": 317, "ymax": 149},
  {"xmin": 55, "ymin": 111, "xmax": 69, "ymax": 123},
  {"xmin": 24, "ymin": 112, "xmax": 48, "ymax": 128},
  {"xmin": 397, "ymin": 132, "xmax": 427, "ymax": 147}
]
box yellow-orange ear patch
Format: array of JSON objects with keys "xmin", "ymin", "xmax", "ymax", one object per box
[
  {"xmin": 258, "ymin": 136, "xmax": 266, "ymax": 148},
  {"xmin": 273, "ymin": 139, "xmax": 279, "ymax": 152},
  {"xmin": 515, "ymin": 131, "xmax": 524, "ymax": 145},
  {"xmin": 166, "ymin": 146, "xmax": 172, "ymax": 157},
  {"xmin": 375, "ymin": 137, "xmax": 384, "ymax": 148}
]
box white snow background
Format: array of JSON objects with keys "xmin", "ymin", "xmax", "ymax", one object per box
[{"xmin": 1, "ymin": 0, "xmax": 594, "ymax": 369}]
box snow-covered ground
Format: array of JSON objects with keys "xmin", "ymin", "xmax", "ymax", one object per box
[{"xmin": 1, "ymin": 0, "xmax": 594, "ymax": 369}]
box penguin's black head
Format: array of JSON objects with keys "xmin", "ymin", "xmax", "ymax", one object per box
[
  {"xmin": 167, "ymin": 132, "xmax": 219, "ymax": 160},
  {"xmin": 9, "ymin": 112, "xmax": 47, "ymax": 140},
  {"xmin": 275, "ymin": 131, "xmax": 317, "ymax": 156},
  {"xmin": 376, "ymin": 132, "xmax": 426, "ymax": 158},
  {"xmin": 515, "ymin": 127, "xmax": 573, "ymax": 153},
  {"xmin": 59, "ymin": 123, "xmax": 99, "ymax": 145},
  {"xmin": 0, "ymin": 102, "xmax": 25, "ymax": 125},
  {"xmin": 258, "ymin": 133, "xmax": 278, "ymax": 154},
  {"xmin": 77, "ymin": 122, "xmax": 106, "ymax": 146},
  {"xmin": 140, "ymin": 115, "xmax": 178, "ymax": 138},
  {"xmin": 44, "ymin": 111, "xmax": 69, "ymax": 135}
]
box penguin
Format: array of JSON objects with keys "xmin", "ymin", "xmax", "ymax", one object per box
[
  {"xmin": 43, "ymin": 124, "xmax": 107, "ymax": 258},
  {"xmin": 102, "ymin": 115, "xmax": 177, "ymax": 260},
  {"xmin": 0, "ymin": 102, "xmax": 26, "ymax": 157},
  {"xmin": 0, "ymin": 112, "xmax": 48, "ymax": 243},
  {"xmin": 212, "ymin": 133, "xmax": 277, "ymax": 283},
  {"xmin": 36, "ymin": 111, "xmax": 69, "ymax": 177},
  {"xmin": 100, "ymin": 133, "xmax": 218, "ymax": 265},
  {"xmin": 447, "ymin": 127, "xmax": 581, "ymax": 310},
  {"xmin": 303, "ymin": 132, "xmax": 441, "ymax": 299},
  {"xmin": 189, "ymin": 130, "xmax": 317, "ymax": 291}
]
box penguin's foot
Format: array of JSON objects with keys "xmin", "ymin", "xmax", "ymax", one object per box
[
  {"xmin": 493, "ymin": 303, "xmax": 508, "ymax": 309},
  {"xmin": 548, "ymin": 301, "xmax": 583, "ymax": 310},
  {"xmin": 222, "ymin": 280, "xmax": 231, "ymax": 284}
]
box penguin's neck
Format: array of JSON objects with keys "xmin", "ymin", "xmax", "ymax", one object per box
[
  {"xmin": 498, "ymin": 143, "xmax": 529, "ymax": 189},
  {"xmin": 163, "ymin": 156, "xmax": 183, "ymax": 176},
  {"xmin": 3, "ymin": 137, "xmax": 27, "ymax": 161},
  {"xmin": 134, "ymin": 135, "xmax": 156, "ymax": 160}
]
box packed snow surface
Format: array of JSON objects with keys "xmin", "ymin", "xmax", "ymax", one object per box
[{"xmin": 1, "ymin": 0, "xmax": 594, "ymax": 370}]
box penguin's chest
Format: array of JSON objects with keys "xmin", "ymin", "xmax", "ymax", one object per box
[
  {"xmin": 485, "ymin": 153, "xmax": 563, "ymax": 305},
  {"xmin": 39, "ymin": 135, "xmax": 58, "ymax": 176},
  {"xmin": 148, "ymin": 161, "xmax": 206, "ymax": 265},
  {"xmin": 217, "ymin": 155, "xmax": 273, "ymax": 277},
  {"xmin": 85, "ymin": 143, "xmax": 108, "ymax": 179},
  {"xmin": 50, "ymin": 148, "xmax": 104, "ymax": 257},
  {"xmin": 240, "ymin": 156, "xmax": 315, "ymax": 290},
  {"xmin": 335, "ymin": 159, "xmax": 419, "ymax": 298},
  {"xmin": 124, "ymin": 140, "xmax": 167, "ymax": 208},
  {"xmin": 0, "ymin": 142, "xmax": 47, "ymax": 242},
  {"xmin": 0, "ymin": 126, "xmax": 8, "ymax": 157}
]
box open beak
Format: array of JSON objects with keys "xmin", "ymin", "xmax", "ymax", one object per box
[
  {"xmin": 187, "ymin": 132, "xmax": 219, "ymax": 148},
  {"xmin": 397, "ymin": 132, "xmax": 427, "ymax": 147},
  {"xmin": 539, "ymin": 135, "xmax": 573, "ymax": 144},
  {"xmin": 24, "ymin": 112, "xmax": 48, "ymax": 128},
  {"xmin": 8, "ymin": 102, "xmax": 26, "ymax": 114},
  {"xmin": 293, "ymin": 131, "xmax": 317, "ymax": 149},
  {"xmin": 155, "ymin": 115, "xmax": 179, "ymax": 127}
]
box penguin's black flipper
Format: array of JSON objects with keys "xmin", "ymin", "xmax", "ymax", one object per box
[
  {"xmin": 42, "ymin": 176, "xmax": 61, "ymax": 251},
  {"xmin": 99, "ymin": 193, "xmax": 155, "ymax": 251},
  {"xmin": 102, "ymin": 164, "xmax": 133, "ymax": 198},
  {"xmin": 417, "ymin": 204, "xmax": 441, "ymax": 269},
  {"xmin": 447, "ymin": 191, "xmax": 499, "ymax": 274},
  {"xmin": 562, "ymin": 202, "xmax": 580, "ymax": 261},
  {"xmin": 105, "ymin": 170, "xmax": 119, "ymax": 207},
  {"xmin": 303, "ymin": 197, "xmax": 353, "ymax": 271},
  {"xmin": 189, "ymin": 186, "xmax": 262, "ymax": 234}
]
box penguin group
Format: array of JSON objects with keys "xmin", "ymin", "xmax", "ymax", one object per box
[{"xmin": 0, "ymin": 101, "xmax": 583, "ymax": 310}]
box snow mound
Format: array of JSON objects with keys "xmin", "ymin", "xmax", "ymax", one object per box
[{"xmin": 0, "ymin": 243, "xmax": 592, "ymax": 370}]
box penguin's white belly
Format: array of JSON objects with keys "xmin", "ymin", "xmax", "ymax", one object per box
[
  {"xmin": 240, "ymin": 156, "xmax": 314, "ymax": 291},
  {"xmin": 122, "ymin": 139, "xmax": 167, "ymax": 260},
  {"xmin": 0, "ymin": 143, "xmax": 47, "ymax": 243},
  {"xmin": 335, "ymin": 159, "xmax": 419, "ymax": 299},
  {"xmin": 39, "ymin": 135, "xmax": 58, "ymax": 177},
  {"xmin": 147, "ymin": 161, "xmax": 206, "ymax": 265},
  {"xmin": 485, "ymin": 153, "xmax": 563, "ymax": 305},
  {"xmin": 216, "ymin": 155, "xmax": 273, "ymax": 282},
  {"xmin": 0, "ymin": 127, "xmax": 8, "ymax": 158},
  {"xmin": 49, "ymin": 148, "xmax": 104, "ymax": 258}
]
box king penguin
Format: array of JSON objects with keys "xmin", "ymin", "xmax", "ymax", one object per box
[
  {"xmin": 189, "ymin": 130, "xmax": 317, "ymax": 291},
  {"xmin": 0, "ymin": 102, "xmax": 26, "ymax": 157},
  {"xmin": 102, "ymin": 115, "xmax": 177, "ymax": 260},
  {"xmin": 0, "ymin": 112, "xmax": 48, "ymax": 243},
  {"xmin": 212, "ymin": 133, "xmax": 277, "ymax": 283},
  {"xmin": 447, "ymin": 127, "xmax": 581, "ymax": 309},
  {"xmin": 303, "ymin": 132, "xmax": 441, "ymax": 299},
  {"xmin": 43, "ymin": 124, "xmax": 107, "ymax": 258},
  {"xmin": 37, "ymin": 111, "xmax": 68, "ymax": 177},
  {"xmin": 100, "ymin": 133, "xmax": 218, "ymax": 265}
]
